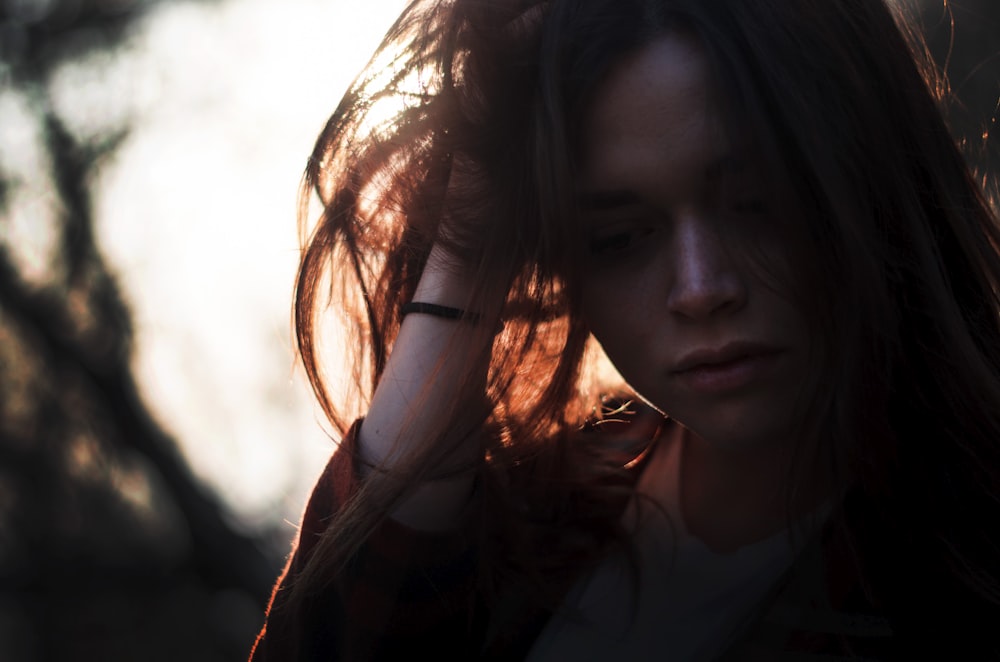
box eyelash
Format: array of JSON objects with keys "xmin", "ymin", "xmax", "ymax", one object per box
[
  {"xmin": 588, "ymin": 226, "xmax": 655, "ymax": 257},
  {"xmin": 584, "ymin": 192, "xmax": 768, "ymax": 259}
]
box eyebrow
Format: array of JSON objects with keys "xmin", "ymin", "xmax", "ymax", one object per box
[{"xmin": 578, "ymin": 150, "xmax": 759, "ymax": 210}]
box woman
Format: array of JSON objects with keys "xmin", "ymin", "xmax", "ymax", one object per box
[{"xmin": 251, "ymin": 0, "xmax": 1000, "ymax": 658}]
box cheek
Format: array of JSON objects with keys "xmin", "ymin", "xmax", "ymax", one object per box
[
  {"xmin": 581, "ymin": 278, "xmax": 628, "ymax": 340},
  {"xmin": 582, "ymin": 281, "xmax": 654, "ymax": 382}
]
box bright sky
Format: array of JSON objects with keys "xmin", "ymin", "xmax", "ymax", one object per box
[{"xmin": 54, "ymin": 0, "xmax": 406, "ymax": 528}]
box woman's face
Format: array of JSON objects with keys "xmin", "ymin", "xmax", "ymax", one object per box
[{"xmin": 578, "ymin": 33, "xmax": 813, "ymax": 456}]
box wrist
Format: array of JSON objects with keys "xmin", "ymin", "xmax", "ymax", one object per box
[
  {"xmin": 413, "ymin": 242, "xmax": 477, "ymax": 305},
  {"xmin": 401, "ymin": 301, "xmax": 482, "ymax": 324}
]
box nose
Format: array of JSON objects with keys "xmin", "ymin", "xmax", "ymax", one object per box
[{"xmin": 666, "ymin": 211, "xmax": 747, "ymax": 320}]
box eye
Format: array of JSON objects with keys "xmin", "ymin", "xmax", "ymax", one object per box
[
  {"xmin": 719, "ymin": 168, "xmax": 772, "ymax": 218},
  {"xmin": 588, "ymin": 225, "xmax": 655, "ymax": 257},
  {"xmin": 730, "ymin": 198, "xmax": 769, "ymax": 215}
]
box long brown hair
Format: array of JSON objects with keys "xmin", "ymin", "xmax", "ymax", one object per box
[{"xmin": 279, "ymin": 0, "xmax": 1000, "ymax": 653}]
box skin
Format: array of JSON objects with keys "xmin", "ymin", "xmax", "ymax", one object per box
[
  {"xmin": 367, "ymin": 32, "xmax": 827, "ymax": 543},
  {"xmin": 360, "ymin": 243, "xmax": 489, "ymax": 531},
  {"xmin": 578, "ymin": 33, "xmax": 819, "ymax": 550}
]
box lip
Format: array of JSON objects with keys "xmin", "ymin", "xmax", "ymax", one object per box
[{"xmin": 671, "ymin": 341, "xmax": 783, "ymax": 394}]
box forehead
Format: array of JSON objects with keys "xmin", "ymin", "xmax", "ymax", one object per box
[{"xmin": 580, "ymin": 33, "xmax": 729, "ymax": 195}]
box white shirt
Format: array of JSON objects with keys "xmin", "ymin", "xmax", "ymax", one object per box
[{"xmin": 527, "ymin": 432, "xmax": 826, "ymax": 661}]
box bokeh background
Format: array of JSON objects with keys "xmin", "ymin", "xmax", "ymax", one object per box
[{"xmin": 0, "ymin": 0, "xmax": 995, "ymax": 660}]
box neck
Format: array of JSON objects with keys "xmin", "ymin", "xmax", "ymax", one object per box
[{"xmin": 679, "ymin": 426, "xmax": 833, "ymax": 553}]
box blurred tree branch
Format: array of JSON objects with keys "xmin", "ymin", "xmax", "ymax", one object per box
[{"xmin": 1, "ymin": 0, "xmax": 278, "ymax": 660}]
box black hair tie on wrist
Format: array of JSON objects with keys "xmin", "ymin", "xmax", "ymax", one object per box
[{"xmin": 401, "ymin": 301, "xmax": 482, "ymax": 324}]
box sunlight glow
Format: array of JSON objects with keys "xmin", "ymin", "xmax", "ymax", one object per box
[
  {"xmin": 0, "ymin": 90, "xmax": 60, "ymax": 284},
  {"xmin": 82, "ymin": 0, "xmax": 408, "ymax": 526}
]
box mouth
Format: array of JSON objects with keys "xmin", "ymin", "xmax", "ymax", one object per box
[{"xmin": 671, "ymin": 342, "xmax": 782, "ymax": 394}]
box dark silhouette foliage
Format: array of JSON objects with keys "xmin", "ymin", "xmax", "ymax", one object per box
[{"xmin": 0, "ymin": 1, "xmax": 278, "ymax": 660}]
